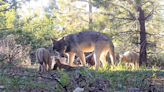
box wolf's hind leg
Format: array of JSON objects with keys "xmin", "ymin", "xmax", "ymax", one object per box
[
  {"xmin": 108, "ymin": 45, "xmax": 115, "ymax": 65},
  {"xmin": 125, "ymin": 63, "xmax": 130, "ymax": 69},
  {"xmin": 100, "ymin": 52, "xmax": 108, "ymax": 68},
  {"xmin": 43, "ymin": 63, "xmax": 48, "ymax": 72},
  {"xmin": 135, "ymin": 62, "xmax": 139, "ymax": 69},
  {"xmin": 39, "ymin": 65, "xmax": 42, "ymax": 72},
  {"xmin": 48, "ymin": 58, "xmax": 52, "ymax": 71},
  {"xmin": 94, "ymin": 42, "xmax": 106, "ymax": 69},
  {"xmin": 40, "ymin": 64, "xmax": 45, "ymax": 72},
  {"xmin": 94, "ymin": 50, "xmax": 102, "ymax": 69},
  {"xmin": 129, "ymin": 63, "xmax": 135, "ymax": 70}
]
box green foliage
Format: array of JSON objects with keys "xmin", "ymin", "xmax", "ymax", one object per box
[
  {"xmin": 56, "ymin": 68, "xmax": 70, "ymax": 85},
  {"xmin": 87, "ymin": 65, "xmax": 164, "ymax": 91},
  {"xmin": 8, "ymin": 76, "xmax": 25, "ymax": 90},
  {"xmin": 60, "ymin": 73, "xmax": 70, "ymax": 85},
  {"xmin": 55, "ymin": 84, "xmax": 62, "ymax": 92},
  {"xmin": 0, "ymin": 0, "xmax": 164, "ymax": 91},
  {"xmin": 0, "ymin": 61, "xmax": 164, "ymax": 92},
  {"xmin": 147, "ymin": 53, "xmax": 164, "ymax": 67},
  {"xmin": 0, "ymin": 54, "xmax": 6, "ymax": 62},
  {"xmin": 91, "ymin": 0, "xmax": 164, "ymax": 55}
]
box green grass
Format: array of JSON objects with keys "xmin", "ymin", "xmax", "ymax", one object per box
[
  {"xmin": 0, "ymin": 63, "xmax": 164, "ymax": 92},
  {"xmin": 78, "ymin": 64, "xmax": 164, "ymax": 91}
]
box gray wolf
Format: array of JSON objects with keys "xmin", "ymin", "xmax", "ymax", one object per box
[
  {"xmin": 52, "ymin": 31, "xmax": 115, "ymax": 69},
  {"xmin": 119, "ymin": 51, "xmax": 139, "ymax": 69},
  {"xmin": 36, "ymin": 48, "xmax": 54, "ymax": 72}
]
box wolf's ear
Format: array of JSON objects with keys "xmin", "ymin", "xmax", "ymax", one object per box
[
  {"xmin": 51, "ymin": 38, "xmax": 56, "ymax": 44},
  {"xmin": 61, "ymin": 36, "xmax": 65, "ymax": 41}
]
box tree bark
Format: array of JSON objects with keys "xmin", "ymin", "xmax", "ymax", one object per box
[
  {"xmin": 89, "ymin": 0, "xmax": 92, "ymax": 30},
  {"xmin": 138, "ymin": 7, "xmax": 147, "ymax": 65}
]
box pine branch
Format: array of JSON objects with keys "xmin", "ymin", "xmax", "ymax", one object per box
[
  {"xmin": 0, "ymin": 4, "xmax": 14, "ymax": 12},
  {"xmin": 125, "ymin": 0, "xmax": 133, "ymax": 4},
  {"xmin": 0, "ymin": 28, "xmax": 13, "ymax": 30},
  {"xmin": 115, "ymin": 17, "xmax": 135, "ymax": 21},
  {"xmin": 107, "ymin": 1, "xmax": 136, "ymax": 20},
  {"xmin": 141, "ymin": 1, "xmax": 154, "ymax": 6},
  {"xmin": 71, "ymin": 0, "xmax": 89, "ymax": 3},
  {"xmin": 80, "ymin": 17, "xmax": 89, "ymax": 23},
  {"xmin": 144, "ymin": 7, "xmax": 154, "ymax": 20}
]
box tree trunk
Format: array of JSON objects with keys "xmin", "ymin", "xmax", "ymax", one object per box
[
  {"xmin": 89, "ymin": 0, "xmax": 92, "ymax": 30},
  {"xmin": 138, "ymin": 7, "xmax": 147, "ymax": 65}
]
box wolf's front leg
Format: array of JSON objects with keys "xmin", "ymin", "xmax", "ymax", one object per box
[
  {"xmin": 48, "ymin": 57, "xmax": 52, "ymax": 71},
  {"xmin": 75, "ymin": 51, "xmax": 86, "ymax": 67},
  {"xmin": 94, "ymin": 53, "xmax": 101, "ymax": 69},
  {"xmin": 68, "ymin": 52, "xmax": 75, "ymax": 66}
]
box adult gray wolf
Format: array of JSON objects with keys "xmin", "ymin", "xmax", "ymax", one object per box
[
  {"xmin": 119, "ymin": 51, "xmax": 139, "ymax": 69},
  {"xmin": 36, "ymin": 48, "xmax": 54, "ymax": 72},
  {"xmin": 52, "ymin": 31, "xmax": 116, "ymax": 69}
]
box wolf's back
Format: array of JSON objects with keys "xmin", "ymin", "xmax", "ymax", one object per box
[
  {"xmin": 124, "ymin": 51, "xmax": 139, "ymax": 63},
  {"xmin": 65, "ymin": 31, "xmax": 112, "ymax": 44},
  {"xmin": 36, "ymin": 48, "xmax": 50, "ymax": 65}
]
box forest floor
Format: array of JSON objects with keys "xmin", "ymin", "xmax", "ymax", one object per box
[{"xmin": 0, "ymin": 61, "xmax": 164, "ymax": 92}]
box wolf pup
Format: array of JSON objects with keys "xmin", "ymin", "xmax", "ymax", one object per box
[
  {"xmin": 52, "ymin": 31, "xmax": 116, "ymax": 69},
  {"xmin": 36, "ymin": 48, "xmax": 54, "ymax": 72},
  {"xmin": 53, "ymin": 58, "xmax": 75, "ymax": 71},
  {"xmin": 119, "ymin": 51, "xmax": 139, "ymax": 69}
]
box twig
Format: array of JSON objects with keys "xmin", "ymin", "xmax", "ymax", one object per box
[{"xmin": 47, "ymin": 72, "xmax": 68, "ymax": 92}]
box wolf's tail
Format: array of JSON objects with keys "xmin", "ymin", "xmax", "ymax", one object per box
[{"xmin": 108, "ymin": 42, "xmax": 116, "ymax": 65}]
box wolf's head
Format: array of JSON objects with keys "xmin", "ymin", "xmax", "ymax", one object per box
[
  {"xmin": 51, "ymin": 37, "xmax": 67, "ymax": 57},
  {"xmin": 119, "ymin": 54, "xmax": 126, "ymax": 64}
]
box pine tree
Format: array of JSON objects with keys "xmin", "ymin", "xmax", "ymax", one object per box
[{"xmin": 92, "ymin": 0, "xmax": 163, "ymax": 65}]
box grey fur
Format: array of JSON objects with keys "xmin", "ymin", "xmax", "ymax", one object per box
[
  {"xmin": 36, "ymin": 48, "xmax": 51, "ymax": 72},
  {"xmin": 119, "ymin": 51, "xmax": 139, "ymax": 69},
  {"xmin": 52, "ymin": 31, "xmax": 116, "ymax": 69}
]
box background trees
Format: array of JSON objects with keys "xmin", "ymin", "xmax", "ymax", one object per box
[{"xmin": 91, "ymin": 0, "xmax": 164, "ymax": 65}]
